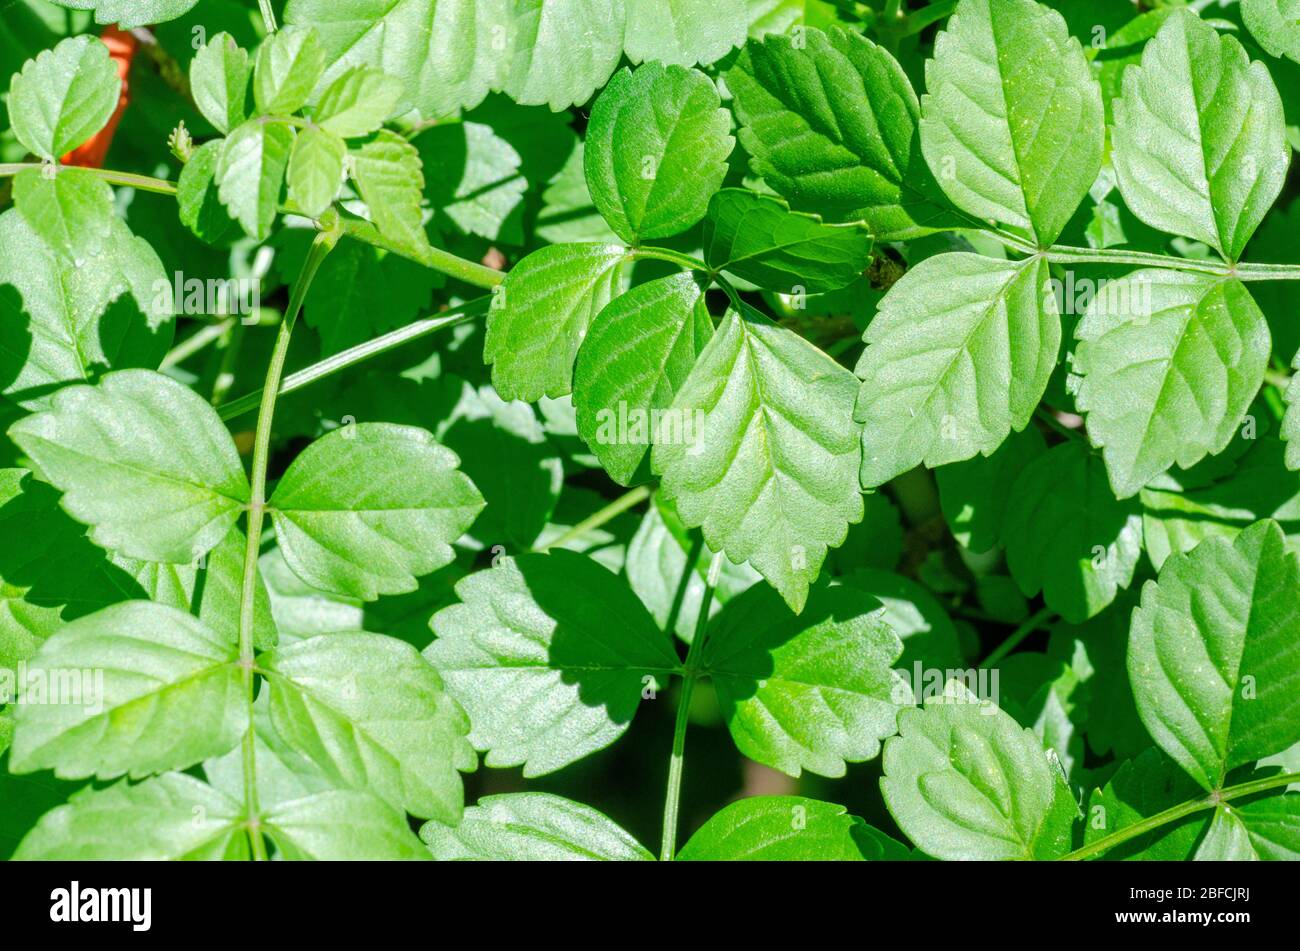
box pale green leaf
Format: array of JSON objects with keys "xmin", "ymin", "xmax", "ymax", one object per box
[
  {"xmin": 287, "ymin": 126, "xmax": 347, "ymax": 218},
  {"xmin": 1072, "ymin": 270, "xmax": 1270, "ymax": 498},
  {"xmin": 13, "ymin": 773, "xmax": 246, "ymax": 860},
  {"xmin": 253, "ymin": 25, "xmax": 325, "ymax": 117},
  {"xmin": 190, "ymin": 32, "xmax": 249, "ymax": 135},
  {"xmin": 677, "ymin": 795, "xmax": 909, "ymax": 860},
  {"xmin": 702, "ymin": 189, "xmax": 873, "ymax": 294},
  {"xmin": 624, "ymin": 0, "xmax": 748, "ymax": 67},
  {"xmin": 854, "ymin": 252, "xmax": 1059, "ymax": 488},
  {"xmin": 349, "ymin": 129, "xmax": 432, "ymax": 257},
  {"xmin": 314, "ymin": 66, "xmax": 404, "ymax": 137},
  {"xmin": 702, "ymin": 583, "xmax": 908, "ymax": 777},
  {"xmin": 881, "ymin": 680, "xmax": 1077, "ymax": 860},
  {"xmin": 652, "ymin": 306, "xmax": 864, "ymax": 613},
  {"xmin": 262, "ymin": 631, "xmax": 475, "ymax": 823},
  {"xmin": 1285, "ymin": 352, "xmax": 1300, "ymax": 470},
  {"xmin": 177, "ymin": 139, "xmax": 238, "ymax": 244},
  {"xmin": 484, "ymin": 242, "xmax": 628, "ymax": 402},
  {"xmin": 264, "ymin": 789, "xmax": 431, "ymax": 859},
  {"xmin": 12, "ymin": 166, "xmax": 114, "ymax": 263},
  {"xmin": 8, "ymin": 370, "xmax": 249, "ymax": 564},
  {"xmin": 1195, "ymin": 795, "xmax": 1300, "ymax": 860},
  {"xmin": 426, "ymin": 550, "xmax": 680, "ymax": 776},
  {"xmin": 7, "ymin": 34, "xmax": 120, "ymax": 161},
  {"xmin": 1111, "ymin": 10, "xmax": 1289, "ymax": 261},
  {"xmin": 573, "ymin": 272, "xmax": 712, "ymax": 485},
  {"xmin": 726, "ymin": 26, "xmax": 959, "ymax": 239},
  {"xmin": 216, "ymin": 119, "xmax": 295, "ymax": 240},
  {"xmin": 584, "ymin": 63, "xmax": 733, "ymax": 243},
  {"xmin": 44, "ymin": 1, "xmax": 200, "ymax": 28},
  {"xmin": 421, "ymin": 792, "xmax": 653, "ymax": 860},
  {"xmin": 419, "ymin": 121, "xmax": 527, "ymax": 243},
  {"xmin": 268, "ymin": 423, "xmax": 484, "ymax": 601},
  {"xmin": 10, "ymin": 602, "xmax": 246, "ymax": 779},
  {"xmin": 1129, "ymin": 519, "xmax": 1300, "ymax": 791},
  {"xmin": 1243, "ymin": 0, "xmax": 1300, "ymax": 64},
  {"xmin": 500, "ymin": 0, "xmax": 625, "ymax": 110},
  {"xmin": 920, "ymin": 0, "xmax": 1103, "ymax": 246},
  {"xmin": 1001, "ymin": 441, "xmax": 1143, "ymax": 624}
]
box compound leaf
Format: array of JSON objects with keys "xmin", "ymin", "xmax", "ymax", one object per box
[
  {"xmin": 1195, "ymin": 795, "xmax": 1300, "ymax": 860},
  {"xmin": 677, "ymin": 795, "xmax": 909, "ymax": 860},
  {"xmin": 349, "ymin": 129, "xmax": 433, "ymax": 258}
]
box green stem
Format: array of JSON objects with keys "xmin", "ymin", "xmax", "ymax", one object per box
[
  {"xmin": 0, "ymin": 162, "xmax": 177, "ymax": 195},
  {"xmin": 235, "ymin": 217, "xmax": 340, "ymax": 859},
  {"xmin": 1060, "ymin": 770, "xmax": 1300, "ymax": 861},
  {"xmin": 539, "ymin": 485, "xmax": 652, "ymax": 553},
  {"xmin": 160, "ymin": 319, "xmax": 236, "ymax": 370},
  {"xmin": 338, "ymin": 218, "xmax": 505, "ymax": 289},
  {"xmin": 980, "ymin": 606, "xmax": 1056, "ymax": 667},
  {"xmin": 903, "ymin": 0, "xmax": 957, "ymax": 34},
  {"xmin": 632, "ymin": 246, "xmax": 709, "ymax": 274},
  {"xmin": 258, "ymin": 0, "xmax": 278, "ymax": 33},
  {"xmin": 660, "ymin": 549, "xmax": 725, "ymax": 862},
  {"xmin": 218, "ymin": 297, "xmax": 489, "ymax": 421}
]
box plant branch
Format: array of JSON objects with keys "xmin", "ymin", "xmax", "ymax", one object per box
[
  {"xmin": 1060, "ymin": 770, "xmax": 1300, "ymax": 861},
  {"xmin": 903, "ymin": 0, "xmax": 957, "ymax": 34},
  {"xmin": 338, "ymin": 217, "xmax": 505, "ymax": 289},
  {"xmin": 160, "ymin": 319, "xmax": 236, "ymax": 370},
  {"xmin": 0, "ymin": 162, "xmax": 177, "ymax": 195},
  {"xmin": 258, "ymin": 0, "xmax": 278, "ymax": 33},
  {"xmin": 538, "ymin": 485, "xmax": 652, "ymax": 553},
  {"xmin": 235, "ymin": 214, "xmax": 340, "ymax": 859},
  {"xmin": 660, "ymin": 549, "xmax": 725, "ymax": 861},
  {"xmin": 980, "ymin": 606, "xmax": 1056, "ymax": 667},
  {"xmin": 218, "ymin": 297, "xmax": 490, "ymax": 420}
]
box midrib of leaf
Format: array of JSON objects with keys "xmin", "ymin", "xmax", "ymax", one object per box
[{"xmin": 987, "ymin": 12, "xmax": 1040, "ymax": 245}]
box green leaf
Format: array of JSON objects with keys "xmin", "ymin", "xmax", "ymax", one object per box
[
  {"xmin": 43, "ymin": 1, "xmax": 201, "ymax": 28},
  {"xmin": 1072, "ymin": 270, "xmax": 1271, "ymax": 498},
  {"xmin": 500, "ymin": 0, "xmax": 626, "ymax": 110},
  {"xmin": 349, "ymin": 129, "xmax": 432, "ymax": 257},
  {"xmin": 8, "ymin": 370, "xmax": 248, "ymax": 564},
  {"xmin": 726, "ymin": 25, "xmax": 959, "ymax": 239},
  {"xmin": 584, "ymin": 63, "xmax": 733, "ymax": 243},
  {"xmin": 421, "ymin": 792, "xmax": 653, "ymax": 860},
  {"xmin": 7, "ymin": 34, "xmax": 120, "ymax": 161},
  {"xmin": 216, "ymin": 119, "xmax": 294, "ymax": 241},
  {"xmin": 1129, "ymin": 519, "xmax": 1300, "ymax": 791},
  {"xmin": 677, "ymin": 795, "xmax": 909, "ymax": 860},
  {"xmin": 1244, "ymin": 0, "xmax": 1300, "ymax": 64},
  {"xmin": 1001, "ymin": 441, "xmax": 1143, "ymax": 624},
  {"xmin": 702, "ymin": 189, "xmax": 873, "ymax": 294},
  {"xmin": 1111, "ymin": 10, "xmax": 1289, "ymax": 261},
  {"xmin": 10, "ymin": 602, "xmax": 246, "ymax": 779},
  {"xmin": 314, "ymin": 66, "xmax": 404, "ymax": 138},
  {"xmin": 936, "ymin": 425, "xmax": 1046, "ymax": 553},
  {"xmin": 701, "ymin": 583, "xmax": 908, "ymax": 777},
  {"xmin": 12, "ymin": 166, "xmax": 115, "ymax": 263},
  {"xmin": 1195, "ymin": 795, "xmax": 1300, "ymax": 860},
  {"xmin": 652, "ymin": 306, "xmax": 864, "ymax": 613},
  {"xmin": 1140, "ymin": 437, "xmax": 1300, "ymax": 570},
  {"xmin": 263, "ymin": 788, "xmax": 431, "ymax": 860},
  {"xmin": 190, "ymin": 31, "xmax": 249, "ymax": 135},
  {"xmin": 881, "ymin": 680, "xmax": 1077, "ymax": 860},
  {"xmin": 419, "ymin": 121, "xmax": 527, "ymax": 243},
  {"xmin": 177, "ymin": 139, "xmax": 238, "ymax": 244},
  {"xmin": 282, "ymin": 0, "xmax": 512, "ymax": 120},
  {"xmin": 425, "ymin": 551, "xmax": 679, "ymax": 776},
  {"xmin": 253, "ymin": 25, "xmax": 325, "ymax": 117},
  {"xmin": 921, "ymin": 0, "xmax": 1104, "ymax": 246},
  {"xmin": 573, "ymin": 272, "xmax": 712, "ymax": 485},
  {"xmin": 854, "ymin": 252, "xmax": 1059, "ymax": 488},
  {"xmin": 624, "ymin": 0, "xmax": 748, "ymax": 67},
  {"xmin": 1083, "ymin": 748, "xmax": 1210, "ymax": 860},
  {"xmin": 484, "ymin": 242, "xmax": 628, "ymax": 402},
  {"xmin": 1286, "ymin": 353, "xmax": 1300, "ymax": 471},
  {"xmin": 287, "ymin": 126, "xmax": 347, "ymax": 218},
  {"xmin": 261, "ymin": 631, "xmax": 474, "ymax": 823},
  {"xmin": 840, "ymin": 569, "xmax": 965, "ymax": 668},
  {"xmin": 198, "ymin": 527, "xmax": 278, "ymax": 652},
  {"xmin": 268, "ymin": 423, "xmax": 483, "ymax": 601},
  {"xmin": 13, "ymin": 773, "xmax": 247, "ymax": 860}
]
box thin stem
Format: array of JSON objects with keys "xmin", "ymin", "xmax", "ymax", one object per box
[
  {"xmin": 160, "ymin": 319, "xmax": 236, "ymax": 370},
  {"xmin": 632, "ymin": 246, "xmax": 709, "ymax": 274},
  {"xmin": 0, "ymin": 162, "xmax": 177, "ymax": 195},
  {"xmin": 903, "ymin": 0, "xmax": 956, "ymax": 34},
  {"xmin": 1060, "ymin": 770, "xmax": 1300, "ymax": 861},
  {"xmin": 1035, "ymin": 406, "xmax": 1084, "ymax": 442},
  {"xmin": 980, "ymin": 606, "xmax": 1056, "ymax": 667},
  {"xmin": 660, "ymin": 549, "xmax": 725, "ymax": 862},
  {"xmin": 235, "ymin": 217, "xmax": 340, "ymax": 859},
  {"xmin": 539, "ymin": 485, "xmax": 652, "ymax": 553},
  {"xmin": 258, "ymin": 0, "xmax": 278, "ymax": 33},
  {"xmin": 218, "ymin": 298, "xmax": 489, "ymax": 420},
  {"xmin": 338, "ymin": 218, "xmax": 504, "ymax": 289}
]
